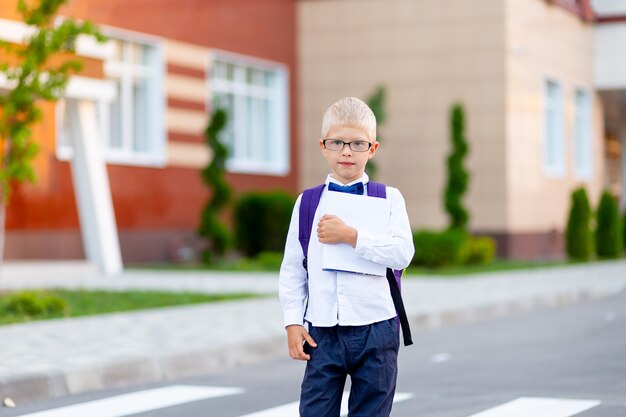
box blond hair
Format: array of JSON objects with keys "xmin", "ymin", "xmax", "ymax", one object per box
[{"xmin": 321, "ymin": 97, "xmax": 376, "ymax": 141}]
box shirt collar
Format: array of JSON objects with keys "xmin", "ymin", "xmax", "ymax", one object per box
[{"xmin": 325, "ymin": 173, "xmax": 369, "ymax": 187}]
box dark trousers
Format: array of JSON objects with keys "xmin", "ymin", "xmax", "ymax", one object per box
[{"xmin": 299, "ymin": 317, "xmax": 400, "ymax": 417}]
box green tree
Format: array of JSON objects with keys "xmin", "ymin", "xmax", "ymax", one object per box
[
  {"xmin": 0, "ymin": 0, "xmax": 104, "ymax": 261},
  {"xmin": 595, "ymin": 190, "xmax": 623, "ymax": 259},
  {"xmin": 444, "ymin": 103, "xmax": 470, "ymax": 231},
  {"xmin": 565, "ymin": 187, "xmax": 592, "ymax": 261},
  {"xmin": 198, "ymin": 107, "xmax": 232, "ymax": 264},
  {"xmin": 365, "ymin": 85, "xmax": 386, "ymax": 181}
]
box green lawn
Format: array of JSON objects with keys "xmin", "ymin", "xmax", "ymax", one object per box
[
  {"xmin": 135, "ymin": 258, "xmax": 574, "ymax": 276},
  {"xmin": 130, "ymin": 252, "xmax": 284, "ymax": 272},
  {"xmin": 132, "ymin": 256, "xmax": 623, "ymax": 277},
  {"xmin": 405, "ymin": 259, "xmax": 578, "ymax": 276},
  {"xmin": 0, "ymin": 289, "xmax": 257, "ymax": 326}
]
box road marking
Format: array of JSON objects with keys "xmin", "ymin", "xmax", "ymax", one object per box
[
  {"xmin": 466, "ymin": 397, "xmax": 601, "ymax": 417},
  {"xmin": 238, "ymin": 392, "xmax": 412, "ymax": 417},
  {"xmin": 13, "ymin": 385, "xmax": 244, "ymax": 417},
  {"xmin": 430, "ymin": 352, "xmax": 451, "ymax": 363},
  {"xmin": 339, "ymin": 392, "xmax": 412, "ymax": 415}
]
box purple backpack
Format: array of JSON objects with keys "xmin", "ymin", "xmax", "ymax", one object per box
[{"xmin": 298, "ymin": 182, "xmax": 413, "ymax": 346}]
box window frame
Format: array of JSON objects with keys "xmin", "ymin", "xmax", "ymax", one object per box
[
  {"xmin": 56, "ymin": 26, "xmax": 166, "ymax": 167},
  {"xmin": 209, "ymin": 49, "xmax": 290, "ymax": 176},
  {"xmin": 572, "ymin": 86, "xmax": 593, "ymax": 180},
  {"xmin": 542, "ymin": 77, "xmax": 566, "ymax": 178}
]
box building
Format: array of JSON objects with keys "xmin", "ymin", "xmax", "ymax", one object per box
[
  {"xmin": 2, "ymin": 0, "xmax": 625, "ymax": 267},
  {"xmin": 298, "ymin": 0, "xmax": 626, "ymax": 259},
  {"xmin": 0, "ymin": 0, "xmax": 298, "ymax": 269}
]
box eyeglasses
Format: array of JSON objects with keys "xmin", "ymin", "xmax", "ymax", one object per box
[{"xmin": 323, "ymin": 139, "xmax": 372, "ymax": 152}]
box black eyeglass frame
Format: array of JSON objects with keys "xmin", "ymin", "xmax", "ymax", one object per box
[{"xmin": 322, "ymin": 138, "xmax": 373, "ymax": 152}]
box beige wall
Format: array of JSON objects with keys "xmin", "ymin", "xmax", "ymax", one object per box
[
  {"xmin": 298, "ymin": 0, "xmax": 508, "ymax": 231},
  {"xmin": 505, "ymin": 0, "xmax": 604, "ymax": 232}
]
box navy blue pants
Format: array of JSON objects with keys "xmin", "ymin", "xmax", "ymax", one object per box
[{"xmin": 299, "ymin": 317, "xmax": 400, "ymax": 417}]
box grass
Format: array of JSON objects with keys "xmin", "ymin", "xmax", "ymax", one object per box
[
  {"xmin": 135, "ymin": 257, "xmax": 574, "ymax": 276},
  {"xmin": 131, "ymin": 251, "xmax": 285, "ymax": 272},
  {"xmin": 404, "ymin": 259, "xmax": 573, "ymax": 277},
  {"xmin": 132, "ymin": 261, "xmax": 275, "ymax": 272},
  {"xmin": 0, "ymin": 289, "xmax": 257, "ymax": 326},
  {"xmin": 132, "ymin": 254, "xmax": 622, "ymax": 277}
]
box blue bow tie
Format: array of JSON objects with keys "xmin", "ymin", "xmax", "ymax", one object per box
[{"xmin": 328, "ymin": 182, "xmax": 364, "ymax": 195}]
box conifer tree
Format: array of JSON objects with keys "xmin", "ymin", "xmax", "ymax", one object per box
[
  {"xmin": 198, "ymin": 107, "xmax": 232, "ymax": 264},
  {"xmin": 565, "ymin": 187, "xmax": 592, "ymax": 261},
  {"xmin": 595, "ymin": 190, "xmax": 623, "ymax": 259},
  {"xmin": 444, "ymin": 103, "xmax": 470, "ymax": 231},
  {"xmin": 365, "ymin": 85, "xmax": 386, "ymax": 181}
]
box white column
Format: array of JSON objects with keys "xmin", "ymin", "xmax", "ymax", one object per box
[{"xmin": 67, "ymin": 100, "xmax": 123, "ymax": 275}]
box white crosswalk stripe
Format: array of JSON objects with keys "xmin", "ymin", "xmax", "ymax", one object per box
[
  {"xmin": 238, "ymin": 392, "xmax": 413, "ymax": 417},
  {"xmin": 9, "ymin": 387, "xmax": 603, "ymax": 417},
  {"xmin": 11, "ymin": 385, "xmax": 244, "ymax": 417},
  {"xmin": 466, "ymin": 397, "xmax": 601, "ymax": 417}
]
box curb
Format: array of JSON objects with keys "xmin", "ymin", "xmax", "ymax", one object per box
[
  {"xmin": 0, "ymin": 337, "xmax": 287, "ymax": 405},
  {"xmin": 408, "ymin": 287, "xmax": 608, "ymax": 330}
]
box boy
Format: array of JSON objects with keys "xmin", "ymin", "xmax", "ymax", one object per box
[{"xmin": 279, "ymin": 97, "xmax": 415, "ymax": 417}]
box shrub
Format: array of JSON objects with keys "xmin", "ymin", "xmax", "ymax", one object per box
[
  {"xmin": 459, "ymin": 236, "xmax": 496, "ymax": 266},
  {"xmin": 565, "ymin": 187, "xmax": 592, "ymax": 261},
  {"xmin": 254, "ymin": 251, "xmax": 284, "ymax": 270},
  {"xmin": 623, "ymin": 208, "xmax": 626, "ymax": 254},
  {"xmin": 411, "ymin": 228, "xmax": 467, "ymax": 268},
  {"xmin": 595, "ymin": 190, "xmax": 623, "ymax": 259},
  {"xmin": 228, "ymin": 251, "xmax": 284, "ymax": 271},
  {"xmin": 5, "ymin": 291, "xmax": 68, "ymax": 317},
  {"xmin": 235, "ymin": 191, "xmax": 296, "ymax": 257}
]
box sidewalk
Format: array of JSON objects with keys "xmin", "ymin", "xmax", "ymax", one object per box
[{"xmin": 1, "ymin": 260, "xmax": 626, "ymax": 404}]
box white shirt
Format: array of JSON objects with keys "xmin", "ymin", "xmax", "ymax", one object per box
[{"xmin": 279, "ymin": 173, "xmax": 415, "ymax": 327}]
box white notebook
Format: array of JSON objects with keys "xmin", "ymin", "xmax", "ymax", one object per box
[{"xmin": 321, "ymin": 191, "xmax": 389, "ymax": 276}]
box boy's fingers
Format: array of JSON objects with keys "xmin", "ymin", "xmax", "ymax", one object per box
[
  {"xmin": 303, "ymin": 332, "xmax": 317, "ymax": 347},
  {"xmin": 286, "ymin": 327, "xmax": 316, "ymax": 360},
  {"xmin": 288, "ymin": 329, "xmax": 316, "ymax": 361},
  {"xmin": 297, "ymin": 349, "xmax": 311, "ymax": 361},
  {"xmin": 289, "ymin": 343, "xmax": 310, "ymax": 361}
]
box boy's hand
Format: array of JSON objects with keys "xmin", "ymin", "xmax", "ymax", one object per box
[
  {"xmin": 286, "ymin": 325, "xmax": 317, "ymax": 361},
  {"xmin": 317, "ymin": 214, "xmax": 357, "ymax": 247}
]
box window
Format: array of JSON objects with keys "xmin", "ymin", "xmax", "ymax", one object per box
[
  {"xmin": 57, "ymin": 33, "xmax": 165, "ymax": 166},
  {"xmin": 573, "ymin": 88, "xmax": 593, "ymax": 180},
  {"xmin": 210, "ymin": 52, "xmax": 289, "ymax": 175},
  {"xmin": 543, "ymin": 79, "xmax": 565, "ymax": 177}
]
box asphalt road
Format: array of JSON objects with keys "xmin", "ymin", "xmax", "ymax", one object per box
[{"xmin": 2, "ymin": 291, "xmax": 625, "ymax": 417}]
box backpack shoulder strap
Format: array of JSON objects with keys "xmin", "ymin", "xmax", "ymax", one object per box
[
  {"xmin": 367, "ymin": 181, "xmax": 387, "ymax": 199},
  {"xmin": 387, "ymin": 268, "xmax": 413, "ymax": 346},
  {"xmin": 298, "ymin": 184, "xmax": 325, "ymax": 258},
  {"xmin": 370, "ymin": 182, "xmax": 413, "ymax": 346}
]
